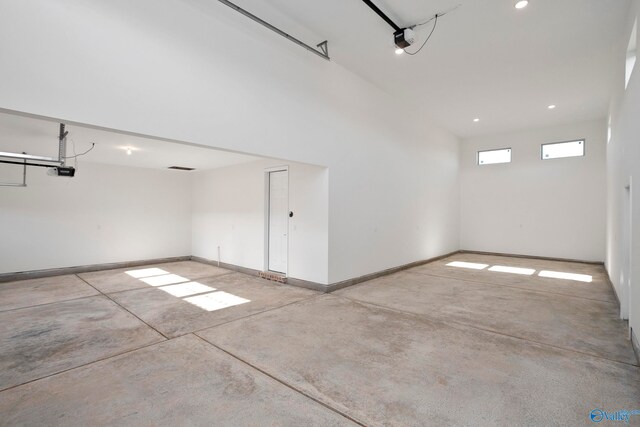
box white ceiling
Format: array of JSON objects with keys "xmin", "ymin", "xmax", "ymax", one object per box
[
  {"xmin": 0, "ymin": 111, "xmax": 261, "ymax": 170},
  {"xmin": 234, "ymin": 0, "xmax": 630, "ymax": 138},
  {"xmin": 1, "ymin": 1, "xmax": 629, "ymax": 150}
]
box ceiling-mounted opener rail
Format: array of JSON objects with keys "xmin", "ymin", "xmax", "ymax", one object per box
[
  {"xmin": 360, "ymin": 0, "xmax": 414, "ymax": 49},
  {"xmin": 217, "ymin": 0, "xmax": 329, "ymax": 60},
  {"xmin": 361, "ymin": 0, "xmax": 401, "ymax": 32},
  {"xmin": 0, "ymin": 154, "xmax": 27, "ymax": 187},
  {"xmin": 0, "ymin": 123, "xmax": 76, "ymax": 178}
]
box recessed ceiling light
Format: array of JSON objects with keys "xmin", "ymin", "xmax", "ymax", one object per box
[
  {"xmin": 126, "ymin": 148, "xmax": 132, "ymax": 155},
  {"xmin": 548, "ymin": 104, "xmax": 556, "ymax": 109},
  {"xmin": 515, "ymin": 0, "xmax": 529, "ymax": 9},
  {"xmin": 473, "ymin": 118, "xmax": 480, "ymax": 122},
  {"xmin": 395, "ymin": 48, "xmax": 404, "ymax": 55}
]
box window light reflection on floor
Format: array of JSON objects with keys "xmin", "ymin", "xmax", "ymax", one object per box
[
  {"xmin": 488, "ymin": 265, "xmax": 536, "ymax": 276},
  {"xmin": 538, "ymin": 270, "xmax": 592, "ymax": 283},
  {"xmin": 125, "ymin": 266, "xmax": 252, "ymax": 313},
  {"xmin": 184, "ymin": 291, "xmax": 250, "ymax": 312},
  {"xmin": 158, "ymin": 282, "xmax": 216, "ymax": 298},
  {"xmin": 125, "ymin": 267, "xmax": 169, "ymax": 279},
  {"xmin": 140, "ymin": 274, "xmax": 190, "ymax": 287},
  {"xmin": 446, "ymin": 261, "xmax": 489, "ymax": 270}
]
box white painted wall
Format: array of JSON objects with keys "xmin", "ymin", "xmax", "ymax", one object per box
[
  {"xmin": 0, "ymin": 162, "xmax": 192, "ymax": 274},
  {"xmin": 192, "ymin": 159, "xmax": 328, "ymax": 284},
  {"xmin": 0, "ymin": 0, "xmax": 461, "ymax": 283},
  {"xmin": 607, "ymin": 0, "xmax": 640, "ymax": 329},
  {"xmin": 461, "ymin": 120, "xmax": 607, "ymax": 262}
]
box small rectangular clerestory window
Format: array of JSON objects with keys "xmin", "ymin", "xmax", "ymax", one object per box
[
  {"xmin": 477, "ymin": 148, "xmax": 511, "ymax": 165},
  {"xmin": 541, "ymin": 140, "xmax": 584, "ymax": 160}
]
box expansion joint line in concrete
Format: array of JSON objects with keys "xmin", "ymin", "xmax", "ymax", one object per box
[
  {"xmin": 75, "ymin": 274, "xmax": 171, "ymax": 340},
  {"xmin": 335, "ymin": 295, "xmax": 640, "ymax": 369},
  {"xmin": 192, "ymin": 333, "xmax": 367, "ymax": 427}
]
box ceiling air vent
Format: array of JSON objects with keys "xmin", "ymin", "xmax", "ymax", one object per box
[{"xmin": 168, "ymin": 166, "xmax": 195, "ymax": 171}]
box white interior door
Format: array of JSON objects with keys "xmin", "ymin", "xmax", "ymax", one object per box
[{"xmin": 268, "ymin": 170, "xmax": 288, "ymax": 273}]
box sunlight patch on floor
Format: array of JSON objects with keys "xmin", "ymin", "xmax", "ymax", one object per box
[
  {"xmin": 125, "ymin": 267, "xmax": 252, "ymax": 312},
  {"xmin": 445, "ymin": 260, "xmax": 593, "ymax": 282},
  {"xmin": 140, "ymin": 274, "xmax": 190, "ymax": 287},
  {"xmin": 446, "ymin": 261, "xmax": 489, "ymax": 270},
  {"xmin": 184, "ymin": 291, "xmax": 250, "ymax": 312},
  {"xmin": 158, "ymin": 282, "xmax": 216, "ymax": 298},
  {"xmin": 538, "ymin": 270, "xmax": 593, "ymax": 283},
  {"xmin": 488, "ymin": 265, "xmax": 536, "ymax": 276},
  {"xmin": 125, "ymin": 268, "xmax": 169, "ymax": 279}
]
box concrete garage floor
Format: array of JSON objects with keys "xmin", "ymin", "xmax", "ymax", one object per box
[{"xmin": 0, "ymin": 255, "xmax": 638, "ymax": 426}]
